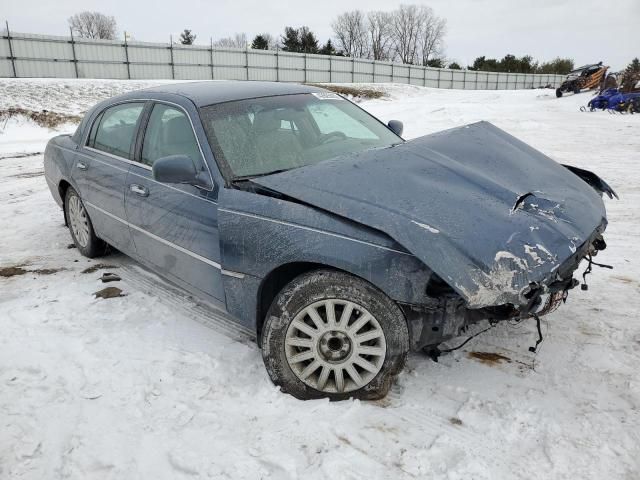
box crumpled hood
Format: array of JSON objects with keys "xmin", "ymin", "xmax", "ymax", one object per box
[{"xmin": 254, "ymin": 121, "xmax": 608, "ymax": 308}]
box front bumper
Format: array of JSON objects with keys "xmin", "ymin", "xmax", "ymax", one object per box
[{"xmin": 402, "ymin": 223, "xmax": 608, "ymax": 350}]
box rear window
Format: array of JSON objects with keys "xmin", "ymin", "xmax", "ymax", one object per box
[{"xmin": 87, "ymin": 102, "xmax": 145, "ymax": 159}]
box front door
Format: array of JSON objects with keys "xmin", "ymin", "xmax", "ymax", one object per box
[{"xmin": 124, "ymin": 102, "xmax": 224, "ymax": 301}]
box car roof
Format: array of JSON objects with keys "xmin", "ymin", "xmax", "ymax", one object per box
[{"xmin": 135, "ymin": 80, "xmax": 325, "ymax": 107}]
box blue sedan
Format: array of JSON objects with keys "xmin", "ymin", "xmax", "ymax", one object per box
[{"xmin": 44, "ymin": 81, "xmax": 614, "ymax": 400}]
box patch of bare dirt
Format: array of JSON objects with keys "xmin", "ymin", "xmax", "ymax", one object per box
[
  {"xmin": 94, "ymin": 287, "xmax": 124, "ymax": 299},
  {"xmin": 82, "ymin": 264, "xmax": 118, "ymax": 274},
  {"xmin": 468, "ymin": 351, "xmax": 511, "ymax": 366},
  {"xmin": 0, "ymin": 108, "xmax": 82, "ymax": 129},
  {"xmin": 0, "ymin": 266, "xmax": 28, "ymax": 278},
  {"xmin": 0, "ymin": 265, "xmax": 64, "ymax": 277},
  {"xmin": 306, "ymin": 84, "xmax": 386, "ymax": 99},
  {"xmin": 449, "ymin": 417, "xmax": 463, "ymax": 426},
  {"xmin": 0, "ymin": 152, "xmax": 43, "ymax": 160}
]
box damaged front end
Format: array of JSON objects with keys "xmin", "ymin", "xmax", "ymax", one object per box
[{"xmin": 401, "ymin": 224, "xmax": 608, "ymax": 350}]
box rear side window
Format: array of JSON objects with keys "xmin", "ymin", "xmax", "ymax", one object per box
[
  {"xmin": 141, "ymin": 104, "xmax": 202, "ymax": 167},
  {"xmin": 87, "ymin": 102, "xmax": 145, "ymax": 159}
]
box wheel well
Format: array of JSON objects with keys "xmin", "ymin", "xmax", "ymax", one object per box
[
  {"xmin": 256, "ymin": 262, "xmax": 334, "ymax": 340},
  {"xmin": 59, "ymin": 180, "xmax": 71, "ymax": 225}
]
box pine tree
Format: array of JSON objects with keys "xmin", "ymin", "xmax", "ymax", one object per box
[
  {"xmin": 179, "ymin": 29, "xmax": 196, "ymax": 45},
  {"xmin": 319, "ymin": 39, "xmax": 336, "ymax": 56},
  {"xmin": 625, "ymin": 58, "xmax": 640, "ymax": 74},
  {"xmin": 448, "ymin": 62, "xmax": 462, "ymax": 70},
  {"xmin": 281, "ymin": 27, "xmax": 300, "ymax": 52},
  {"xmin": 426, "ymin": 58, "xmax": 444, "ymax": 68},
  {"xmin": 251, "ymin": 34, "xmax": 269, "ymax": 50},
  {"xmin": 299, "ymin": 26, "xmax": 318, "ymax": 54}
]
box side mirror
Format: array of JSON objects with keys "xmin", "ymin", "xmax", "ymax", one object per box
[
  {"xmin": 152, "ymin": 154, "xmax": 201, "ymax": 186},
  {"xmin": 387, "ymin": 120, "xmax": 403, "ymax": 137}
]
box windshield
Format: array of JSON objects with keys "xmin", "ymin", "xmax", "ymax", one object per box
[{"xmin": 200, "ymin": 93, "xmax": 402, "ymax": 179}]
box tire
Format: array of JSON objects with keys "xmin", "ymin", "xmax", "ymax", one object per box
[
  {"xmin": 555, "ymin": 88, "xmax": 563, "ymax": 98},
  {"xmin": 261, "ymin": 269, "xmax": 409, "ymax": 401},
  {"xmin": 64, "ymin": 187, "xmax": 106, "ymax": 258}
]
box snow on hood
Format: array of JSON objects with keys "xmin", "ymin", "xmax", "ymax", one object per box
[{"xmin": 255, "ymin": 121, "xmax": 607, "ymax": 308}]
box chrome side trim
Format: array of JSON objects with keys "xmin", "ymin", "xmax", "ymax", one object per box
[
  {"xmin": 221, "ymin": 269, "xmax": 246, "ymax": 279},
  {"xmin": 85, "ymin": 201, "xmax": 223, "ymax": 270},
  {"xmin": 85, "ymin": 146, "xmax": 152, "ymax": 170},
  {"xmin": 218, "ymin": 208, "xmax": 413, "ymax": 256}
]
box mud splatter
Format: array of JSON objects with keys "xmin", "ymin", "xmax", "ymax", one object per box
[
  {"xmin": 94, "ymin": 287, "xmax": 124, "ymax": 299},
  {"xmin": 468, "ymin": 351, "xmax": 511, "ymax": 366},
  {"xmin": 82, "ymin": 264, "xmax": 118, "ymax": 274}
]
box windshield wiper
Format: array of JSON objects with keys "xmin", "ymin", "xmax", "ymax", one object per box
[{"xmin": 232, "ymin": 168, "xmax": 294, "ymax": 182}]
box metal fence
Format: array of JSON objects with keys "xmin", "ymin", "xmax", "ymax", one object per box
[{"xmin": 0, "ymin": 29, "xmax": 565, "ymax": 89}]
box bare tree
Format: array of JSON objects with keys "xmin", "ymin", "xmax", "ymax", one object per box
[
  {"xmin": 214, "ymin": 33, "xmax": 248, "ymax": 49},
  {"xmin": 332, "ymin": 10, "xmax": 368, "ymax": 57},
  {"xmin": 68, "ymin": 11, "xmax": 117, "ymax": 40},
  {"xmin": 417, "ymin": 6, "xmax": 446, "ymax": 66},
  {"xmin": 390, "ymin": 5, "xmax": 423, "ymax": 64},
  {"xmin": 367, "ymin": 11, "xmax": 393, "ymax": 61}
]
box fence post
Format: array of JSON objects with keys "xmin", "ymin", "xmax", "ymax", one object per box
[
  {"xmin": 169, "ymin": 35, "xmax": 175, "ymax": 79},
  {"xmin": 303, "ymin": 52, "xmax": 307, "ymax": 83},
  {"xmin": 437, "ymin": 68, "xmax": 440, "ymax": 88},
  {"xmin": 329, "ymin": 55, "xmax": 332, "ymax": 83},
  {"xmin": 391, "ymin": 63, "xmax": 394, "ymax": 83},
  {"xmin": 245, "ymin": 47, "xmax": 249, "ymax": 81},
  {"xmin": 423, "ymin": 65, "xmax": 426, "ymax": 87},
  {"xmin": 408, "ymin": 64, "xmax": 411, "ymax": 85},
  {"xmin": 5, "ymin": 21, "xmax": 17, "ymax": 78},
  {"xmin": 276, "ymin": 47, "xmax": 279, "ymax": 82},
  {"xmin": 372, "ymin": 60, "xmax": 376, "ymax": 83},
  {"xmin": 351, "ymin": 56, "xmax": 355, "ymax": 83},
  {"xmin": 69, "ymin": 27, "xmax": 79, "ymax": 78},
  {"xmin": 123, "ymin": 31, "xmax": 131, "ymax": 79},
  {"xmin": 210, "ymin": 37, "xmax": 214, "ymax": 80}
]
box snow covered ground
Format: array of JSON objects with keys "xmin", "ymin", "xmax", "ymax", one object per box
[{"xmin": 1, "ymin": 79, "xmax": 639, "ymax": 479}]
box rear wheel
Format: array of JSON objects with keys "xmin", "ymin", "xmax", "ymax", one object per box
[
  {"xmin": 64, "ymin": 187, "xmax": 106, "ymax": 258},
  {"xmin": 555, "ymin": 88, "xmax": 563, "ymax": 98},
  {"xmin": 261, "ymin": 270, "xmax": 409, "ymax": 400}
]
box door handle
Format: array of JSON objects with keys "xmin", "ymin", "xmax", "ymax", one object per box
[
  {"xmin": 129, "ymin": 184, "xmax": 149, "ymax": 197},
  {"xmin": 76, "ymin": 161, "xmax": 88, "ymax": 171}
]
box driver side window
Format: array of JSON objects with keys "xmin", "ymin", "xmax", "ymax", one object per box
[{"xmin": 141, "ymin": 104, "xmax": 202, "ymax": 167}]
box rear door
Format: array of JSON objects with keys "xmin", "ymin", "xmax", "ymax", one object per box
[
  {"xmin": 124, "ymin": 101, "xmax": 224, "ymax": 301},
  {"xmin": 74, "ymin": 101, "xmax": 146, "ymax": 254}
]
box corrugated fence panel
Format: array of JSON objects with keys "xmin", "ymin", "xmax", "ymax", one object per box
[
  {"xmin": 76, "ymin": 42, "xmax": 124, "ymax": 62},
  {"xmin": 0, "ymin": 60, "xmax": 14, "ymax": 77},
  {"xmin": 173, "ymin": 47, "xmax": 210, "ymax": 66},
  {"xmin": 79, "ymin": 62, "xmax": 128, "ymax": 79},
  {"xmin": 1, "ymin": 30, "xmax": 566, "ymax": 88},
  {"xmin": 130, "ymin": 63, "xmax": 172, "ymax": 79},
  {"xmin": 16, "ymin": 59, "xmax": 75, "ymax": 77},
  {"xmin": 213, "ymin": 66, "xmax": 245, "ymax": 80},
  {"xmin": 213, "ymin": 49, "xmax": 245, "ymax": 67},
  {"xmin": 175, "ymin": 65, "xmax": 211, "ymax": 80}
]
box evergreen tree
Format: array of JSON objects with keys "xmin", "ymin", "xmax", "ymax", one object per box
[
  {"xmin": 319, "ymin": 39, "xmax": 336, "ymax": 56},
  {"xmin": 251, "ymin": 34, "xmax": 269, "ymax": 50},
  {"xmin": 179, "ymin": 29, "xmax": 196, "ymax": 45},
  {"xmin": 448, "ymin": 62, "xmax": 462, "ymax": 70},
  {"xmin": 299, "ymin": 26, "xmax": 319, "ymax": 53},
  {"xmin": 625, "ymin": 57, "xmax": 640, "ymax": 74},
  {"xmin": 425, "ymin": 58, "xmax": 444, "ymax": 68},
  {"xmin": 281, "ymin": 27, "xmax": 301, "ymax": 52}
]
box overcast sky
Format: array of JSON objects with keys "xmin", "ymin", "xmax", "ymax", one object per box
[{"xmin": 5, "ymin": 0, "xmax": 638, "ymax": 70}]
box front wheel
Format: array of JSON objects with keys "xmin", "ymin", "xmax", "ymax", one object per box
[
  {"xmin": 64, "ymin": 187, "xmax": 106, "ymax": 258},
  {"xmin": 261, "ymin": 270, "xmax": 409, "ymax": 400},
  {"xmin": 555, "ymin": 88, "xmax": 563, "ymax": 98}
]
